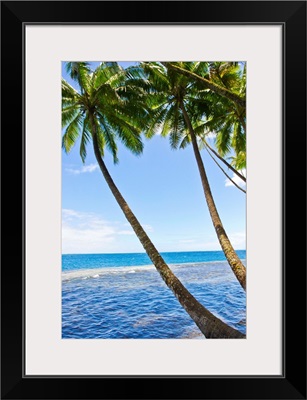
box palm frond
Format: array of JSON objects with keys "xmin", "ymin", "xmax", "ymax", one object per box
[
  {"xmin": 79, "ymin": 114, "xmax": 91, "ymax": 163},
  {"xmin": 62, "ymin": 105, "xmax": 80, "ymax": 128},
  {"xmin": 231, "ymin": 150, "xmax": 246, "ymax": 170},
  {"xmin": 141, "ymin": 62, "xmax": 170, "ymax": 92},
  {"xmin": 95, "ymin": 124, "xmax": 106, "ymax": 160},
  {"xmin": 215, "ymin": 120, "xmax": 232, "ymax": 156},
  {"xmin": 94, "ymin": 83, "xmax": 121, "ymax": 106},
  {"xmin": 169, "ymin": 104, "xmax": 186, "ymax": 149},
  {"xmin": 179, "ymin": 134, "xmax": 191, "ymax": 149},
  {"xmin": 103, "ymin": 108, "xmax": 143, "ymax": 155},
  {"xmin": 232, "ymin": 122, "xmax": 246, "ymax": 154},
  {"xmin": 65, "ymin": 62, "xmax": 91, "ymax": 92},
  {"xmin": 62, "ymin": 79, "xmax": 80, "ymax": 106},
  {"xmin": 97, "ymin": 112, "xmax": 118, "ymax": 163},
  {"xmin": 62, "ymin": 112, "xmax": 82, "ymax": 153},
  {"xmin": 143, "ymin": 107, "xmax": 169, "ymax": 138},
  {"xmin": 93, "ymin": 62, "xmax": 124, "ymax": 90}
]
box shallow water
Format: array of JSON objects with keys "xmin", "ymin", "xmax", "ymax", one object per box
[{"xmin": 62, "ymin": 255, "xmax": 246, "ymax": 339}]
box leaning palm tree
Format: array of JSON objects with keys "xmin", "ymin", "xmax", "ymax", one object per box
[
  {"xmin": 139, "ymin": 62, "xmax": 246, "ymax": 291},
  {"xmin": 168, "ymin": 61, "xmax": 247, "ymax": 172},
  {"xmin": 195, "ymin": 62, "xmax": 246, "ymax": 190},
  {"xmin": 62, "ymin": 61, "xmax": 244, "ymax": 338}
]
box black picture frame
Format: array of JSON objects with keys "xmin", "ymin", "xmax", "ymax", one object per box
[{"xmin": 1, "ymin": 1, "xmax": 306, "ymax": 399}]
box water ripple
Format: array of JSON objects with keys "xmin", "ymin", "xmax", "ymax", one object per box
[{"xmin": 62, "ymin": 261, "xmax": 246, "ymax": 339}]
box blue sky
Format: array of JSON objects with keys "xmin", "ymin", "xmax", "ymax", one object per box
[{"xmin": 62, "ymin": 62, "xmax": 246, "ymax": 254}]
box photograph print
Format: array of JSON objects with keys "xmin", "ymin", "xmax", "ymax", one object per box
[{"xmin": 61, "ymin": 61, "xmax": 246, "ymax": 339}]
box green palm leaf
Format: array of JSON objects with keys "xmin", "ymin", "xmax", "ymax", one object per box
[
  {"xmin": 96, "ymin": 112, "xmax": 118, "ymax": 163},
  {"xmin": 62, "ymin": 112, "xmax": 82, "ymax": 154},
  {"xmin": 62, "ymin": 105, "xmax": 80, "ymax": 128},
  {"xmin": 66, "ymin": 62, "xmax": 91, "ymax": 93},
  {"xmin": 79, "ymin": 114, "xmax": 91, "ymax": 163}
]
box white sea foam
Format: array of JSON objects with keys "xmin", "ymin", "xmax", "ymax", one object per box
[
  {"xmin": 62, "ymin": 264, "xmax": 155, "ymax": 282},
  {"xmin": 61, "ymin": 259, "xmax": 242, "ymax": 283}
]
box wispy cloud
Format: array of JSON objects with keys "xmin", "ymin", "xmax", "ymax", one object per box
[
  {"xmin": 62, "ymin": 209, "xmax": 138, "ymax": 254},
  {"xmin": 225, "ymin": 169, "xmax": 246, "ymax": 189},
  {"xmin": 228, "ymin": 231, "xmax": 246, "ymax": 249},
  {"xmin": 66, "ymin": 163, "xmax": 99, "ymax": 175}
]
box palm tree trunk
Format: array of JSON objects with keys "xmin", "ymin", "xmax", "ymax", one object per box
[
  {"xmin": 204, "ymin": 140, "xmax": 246, "ymax": 183},
  {"xmin": 180, "ymin": 102, "xmax": 246, "ymax": 291},
  {"xmin": 163, "ymin": 62, "xmax": 246, "ymax": 108},
  {"xmin": 89, "ymin": 115, "xmax": 244, "ymax": 338}
]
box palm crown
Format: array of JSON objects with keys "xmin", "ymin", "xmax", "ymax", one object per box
[
  {"xmin": 62, "ymin": 62, "xmax": 148, "ymax": 164},
  {"xmin": 140, "ymin": 62, "xmax": 208, "ymax": 144},
  {"xmin": 156, "ymin": 61, "xmax": 246, "ymax": 170},
  {"xmin": 200, "ymin": 62, "xmax": 246, "ymax": 170}
]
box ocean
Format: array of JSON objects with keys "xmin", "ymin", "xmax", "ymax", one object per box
[{"xmin": 62, "ymin": 250, "xmax": 246, "ymax": 339}]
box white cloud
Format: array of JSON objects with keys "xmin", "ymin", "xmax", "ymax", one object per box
[
  {"xmin": 62, "ymin": 209, "xmax": 80, "ymax": 218},
  {"xmin": 117, "ymin": 230, "xmax": 135, "ymax": 235},
  {"xmin": 228, "ymin": 231, "xmax": 246, "ymax": 249},
  {"xmin": 62, "ymin": 209, "xmax": 245, "ymax": 254},
  {"xmin": 225, "ymin": 169, "xmax": 246, "ymax": 189},
  {"xmin": 66, "ymin": 163, "xmax": 99, "ymax": 175},
  {"xmin": 62, "ymin": 209, "xmax": 140, "ymax": 254}
]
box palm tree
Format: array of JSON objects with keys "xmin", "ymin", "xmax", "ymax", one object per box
[
  {"xmin": 208, "ymin": 61, "xmax": 246, "ymax": 134},
  {"xmin": 197, "ymin": 62, "xmax": 246, "ymax": 189},
  {"xmin": 140, "ymin": 62, "xmax": 246, "ymax": 291},
  {"xmin": 176, "ymin": 62, "xmax": 246, "ymax": 172},
  {"xmin": 62, "ymin": 61, "xmax": 245, "ymax": 338},
  {"xmin": 169, "ymin": 61, "xmax": 247, "ymax": 172}
]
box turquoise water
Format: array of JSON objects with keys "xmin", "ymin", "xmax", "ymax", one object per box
[
  {"xmin": 62, "ymin": 250, "xmax": 246, "ymax": 270},
  {"xmin": 62, "ymin": 250, "xmax": 246, "ymax": 339}
]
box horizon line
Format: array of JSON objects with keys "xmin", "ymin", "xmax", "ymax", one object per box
[{"xmin": 62, "ymin": 249, "xmax": 246, "ymax": 256}]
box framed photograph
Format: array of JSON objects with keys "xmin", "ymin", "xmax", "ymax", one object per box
[{"xmin": 1, "ymin": 1, "xmax": 306, "ymax": 399}]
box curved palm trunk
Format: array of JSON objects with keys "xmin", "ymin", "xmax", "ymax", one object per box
[
  {"xmin": 204, "ymin": 140, "xmax": 246, "ymax": 183},
  {"xmin": 90, "ymin": 117, "xmax": 244, "ymax": 339},
  {"xmin": 162, "ymin": 62, "xmax": 246, "ymax": 108},
  {"xmin": 180, "ymin": 103, "xmax": 246, "ymax": 291}
]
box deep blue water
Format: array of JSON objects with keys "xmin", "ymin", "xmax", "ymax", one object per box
[{"xmin": 62, "ymin": 251, "xmax": 246, "ymax": 339}]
